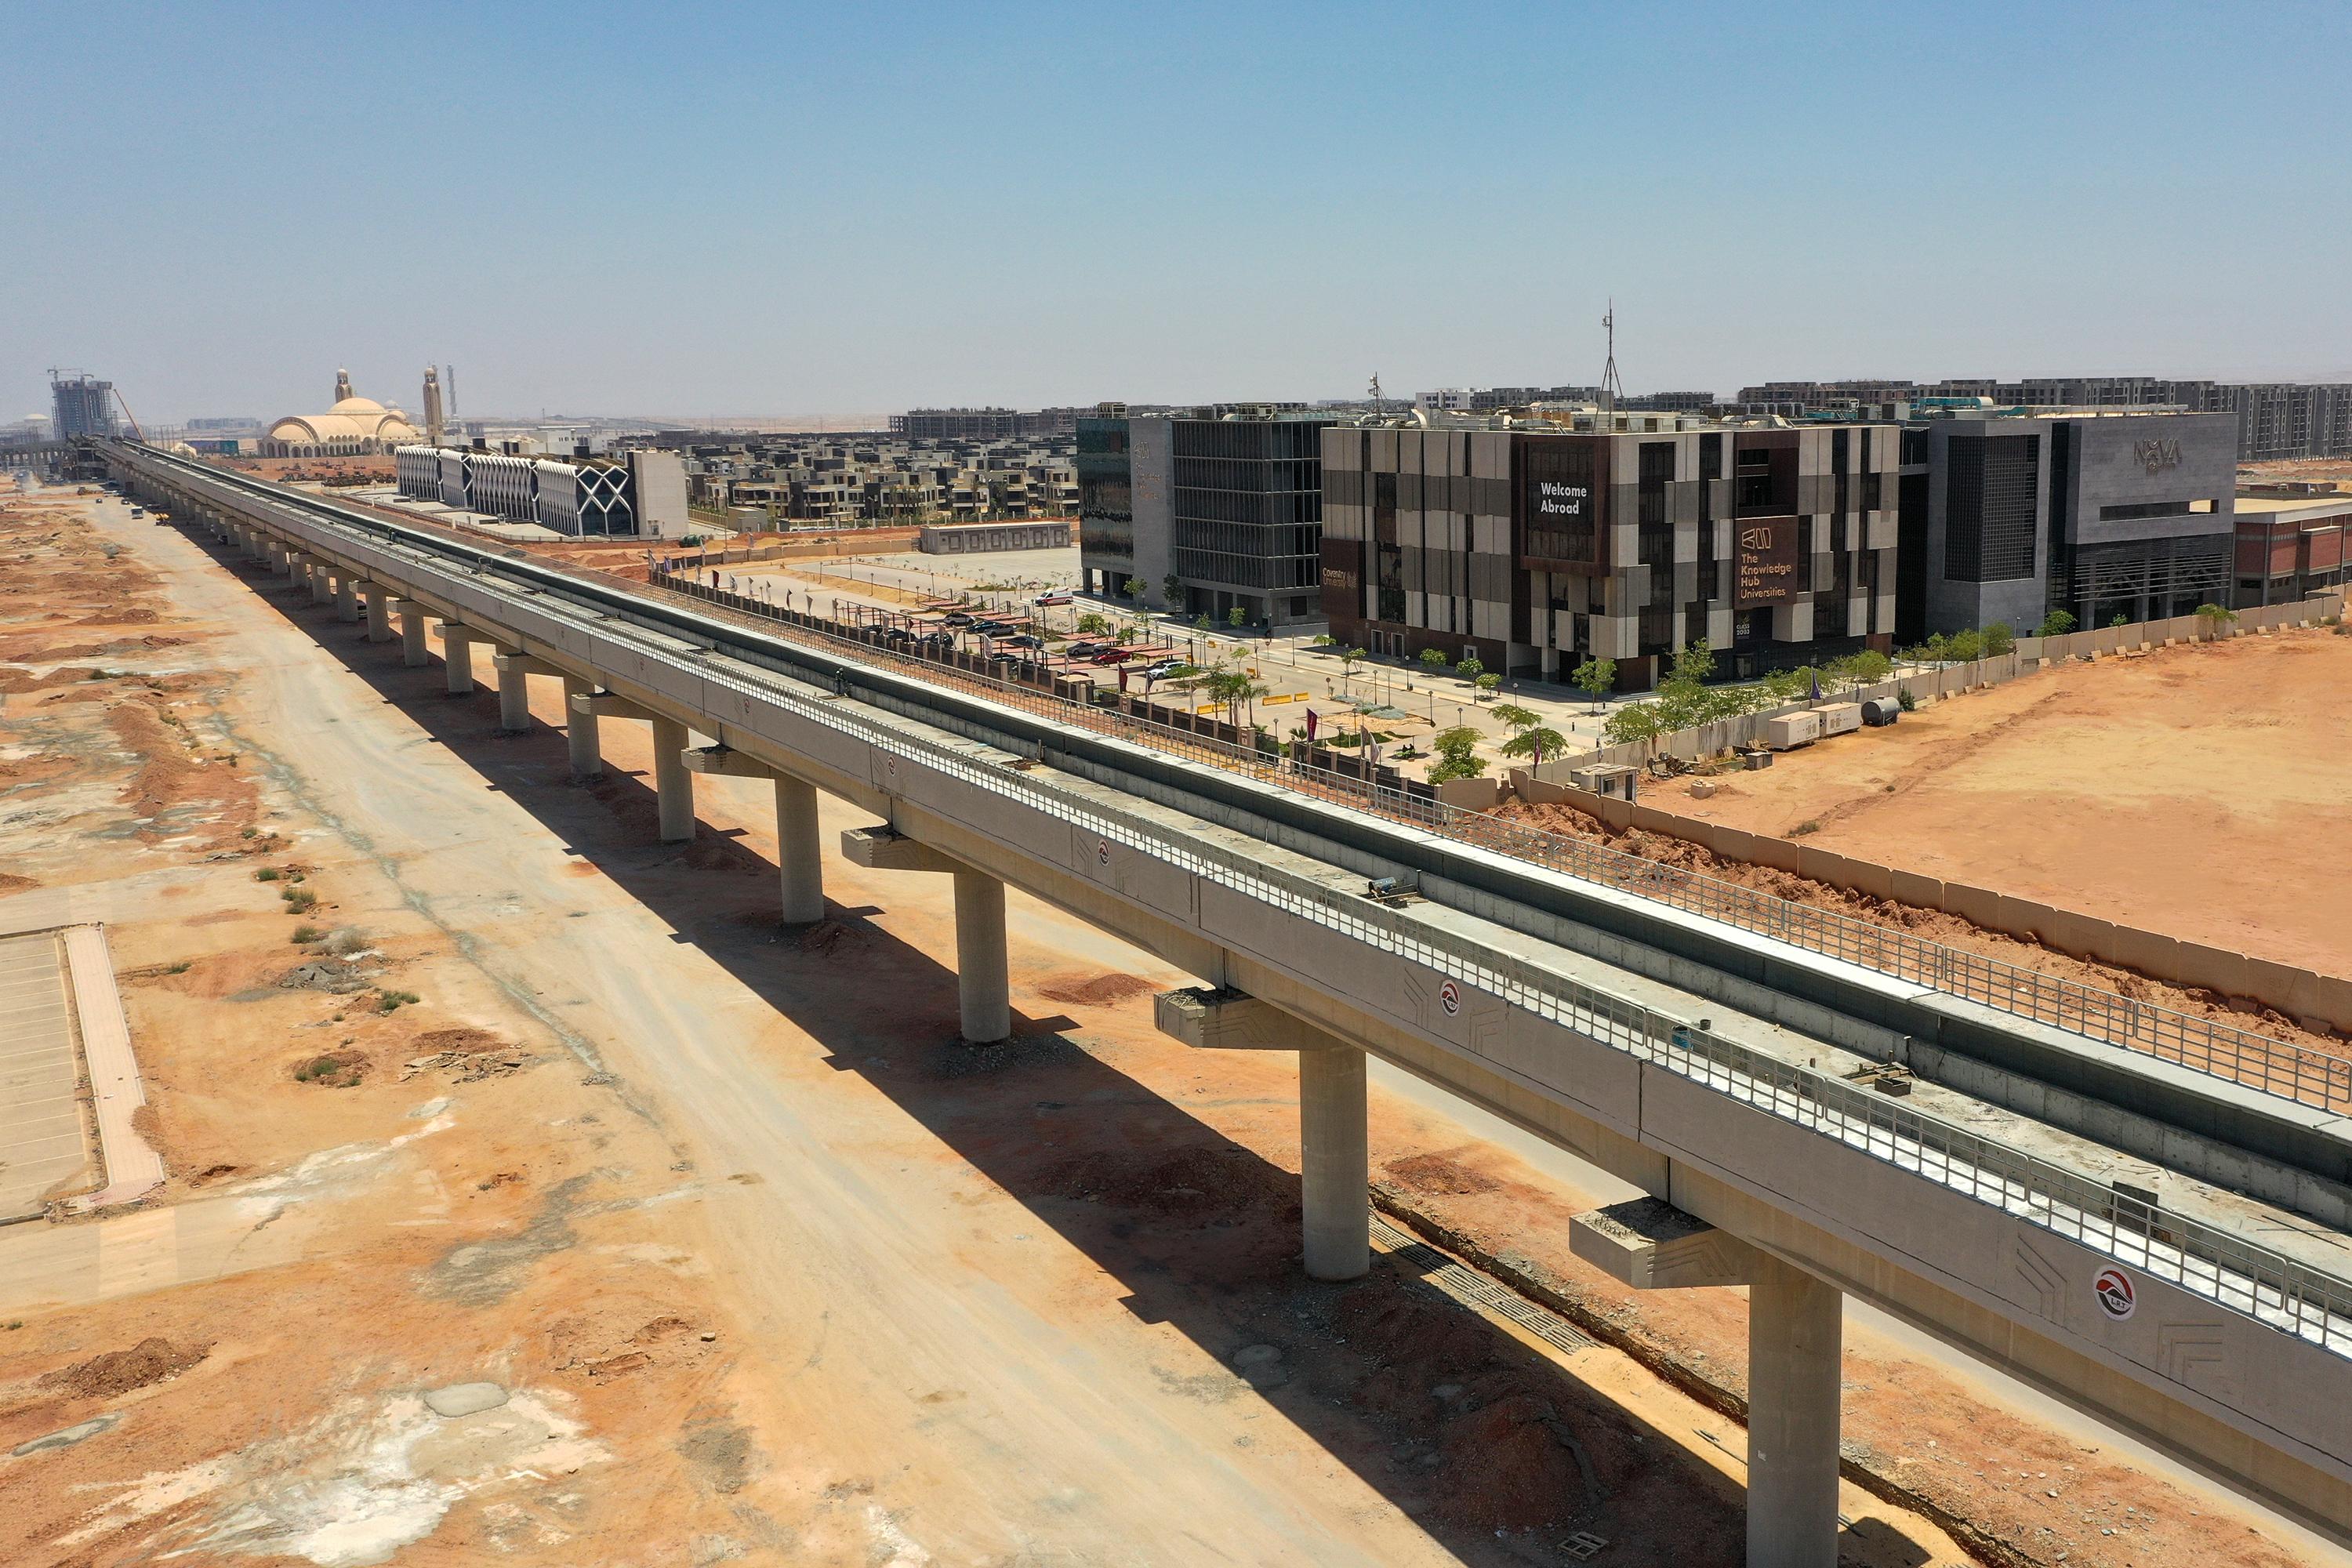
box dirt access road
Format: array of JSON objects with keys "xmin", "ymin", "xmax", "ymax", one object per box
[
  {"xmin": 1, "ymin": 486, "xmax": 2334, "ymax": 1567},
  {"xmin": 1650, "ymin": 630, "xmax": 2352, "ymax": 978}
]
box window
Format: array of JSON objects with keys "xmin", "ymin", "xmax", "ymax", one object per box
[{"xmin": 1944, "ymin": 434, "xmax": 2039, "ymax": 582}]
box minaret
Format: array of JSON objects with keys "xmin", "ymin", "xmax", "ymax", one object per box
[
  {"xmin": 334, "ymin": 367, "xmax": 354, "ymax": 405},
  {"xmin": 422, "ymin": 365, "xmax": 445, "ymax": 447}
]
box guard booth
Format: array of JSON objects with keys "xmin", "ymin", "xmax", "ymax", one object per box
[{"xmin": 1567, "ymin": 761, "xmax": 1639, "ymax": 801}]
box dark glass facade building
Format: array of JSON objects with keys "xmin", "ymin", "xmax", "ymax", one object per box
[{"xmin": 1169, "ymin": 415, "xmax": 1327, "ymax": 624}]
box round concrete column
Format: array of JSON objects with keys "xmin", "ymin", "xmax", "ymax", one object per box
[
  {"xmin": 774, "ymin": 775, "xmax": 823, "ymax": 924},
  {"xmin": 1746, "ymin": 1254, "xmax": 1844, "ymax": 1568},
  {"xmin": 951, "ymin": 866, "xmax": 1011, "ymax": 1044},
  {"xmin": 652, "ymin": 717, "xmax": 693, "ymax": 841},
  {"xmin": 444, "ymin": 633, "xmax": 475, "ymax": 696},
  {"xmin": 564, "ymin": 677, "xmax": 601, "ymax": 779},
  {"xmin": 1299, "ymin": 1044, "xmax": 1370, "ymax": 1280}
]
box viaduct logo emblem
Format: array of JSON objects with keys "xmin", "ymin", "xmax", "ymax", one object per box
[
  {"xmin": 2094, "ymin": 1266, "xmax": 2137, "ymax": 1321},
  {"xmin": 1438, "ymin": 979, "xmax": 1462, "ymax": 1016},
  {"xmin": 2132, "ymin": 438, "xmax": 2183, "ymax": 476},
  {"xmin": 1739, "ymin": 524, "xmax": 1773, "ymax": 550}
]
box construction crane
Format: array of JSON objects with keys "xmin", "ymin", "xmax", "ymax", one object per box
[{"xmin": 111, "ymin": 387, "xmax": 145, "ymax": 442}]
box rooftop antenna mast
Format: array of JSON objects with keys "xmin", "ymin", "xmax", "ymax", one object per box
[
  {"xmin": 1368, "ymin": 373, "xmax": 1384, "ymax": 418},
  {"xmin": 1599, "ymin": 301, "xmax": 1623, "ymax": 423}
]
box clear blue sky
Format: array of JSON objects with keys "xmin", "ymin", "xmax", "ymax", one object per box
[{"xmin": 8, "ymin": 1, "xmax": 2348, "ymax": 425}]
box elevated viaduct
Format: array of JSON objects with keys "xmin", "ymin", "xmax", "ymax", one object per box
[{"xmin": 102, "ymin": 442, "xmax": 2352, "ymax": 1566}]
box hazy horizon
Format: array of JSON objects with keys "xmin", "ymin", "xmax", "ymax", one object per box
[{"xmin": 9, "ymin": 1, "xmax": 2350, "ymax": 426}]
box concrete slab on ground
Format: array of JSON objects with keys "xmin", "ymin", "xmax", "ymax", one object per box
[
  {"xmin": 0, "ymin": 930, "xmax": 96, "ymax": 1219},
  {"xmin": 61, "ymin": 924, "xmax": 164, "ymax": 1210}
]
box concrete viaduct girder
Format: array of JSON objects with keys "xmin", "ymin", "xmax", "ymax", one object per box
[{"xmin": 114, "ymin": 442, "xmax": 2352, "ymax": 1562}]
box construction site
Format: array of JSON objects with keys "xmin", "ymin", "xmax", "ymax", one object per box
[{"xmin": 1, "ymin": 463, "xmax": 2348, "ymax": 1568}]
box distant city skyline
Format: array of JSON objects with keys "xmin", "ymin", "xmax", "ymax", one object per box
[{"xmin": 8, "ymin": 1, "xmax": 2351, "ymax": 426}]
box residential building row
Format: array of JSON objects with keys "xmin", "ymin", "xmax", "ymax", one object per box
[{"xmin": 651, "ymin": 432, "xmax": 1077, "ymax": 528}]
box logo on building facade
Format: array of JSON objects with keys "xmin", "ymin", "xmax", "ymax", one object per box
[
  {"xmin": 1734, "ymin": 521, "xmax": 1801, "ymax": 608},
  {"xmin": 2132, "ymin": 438, "xmax": 2183, "ymax": 476}
]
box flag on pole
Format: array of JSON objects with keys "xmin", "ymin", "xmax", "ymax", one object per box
[
  {"xmin": 1305, "ymin": 707, "xmax": 1319, "ymax": 742},
  {"xmin": 1807, "ymin": 670, "xmax": 1821, "ymax": 702}
]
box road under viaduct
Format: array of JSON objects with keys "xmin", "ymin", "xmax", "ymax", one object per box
[{"xmin": 103, "ymin": 441, "xmax": 2352, "ymax": 1566}]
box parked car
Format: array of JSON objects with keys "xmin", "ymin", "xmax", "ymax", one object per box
[
  {"xmin": 1090, "ymin": 648, "xmax": 1132, "ymax": 666},
  {"xmin": 1142, "ymin": 658, "xmax": 1187, "ymax": 679},
  {"xmin": 1033, "ymin": 592, "xmax": 1072, "ymax": 607},
  {"xmin": 1000, "ymin": 633, "xmax": 1043, "ymax": 650},
  {"xmin": 1062, "ymin": 641, "xmax": 1101, "ymax": 659},
  {"xmin": 941, "ymin": 612, "xmax": 975, "ymax": 628}
]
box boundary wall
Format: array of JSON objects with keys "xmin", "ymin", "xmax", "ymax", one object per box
[{"xmin": 1511, "ymin": 776, "xmax": 2352, "ymax": 1036}]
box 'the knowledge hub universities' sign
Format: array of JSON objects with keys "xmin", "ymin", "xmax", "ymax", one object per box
[{"xmin": 1734, "ymin": 519, "xmax": 1801, "ymax": 606}]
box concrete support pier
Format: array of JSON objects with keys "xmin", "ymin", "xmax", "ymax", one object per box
[
  {"xmin": 493, "ymin": 654, "xmax": 533, "ymax": 733},
  {"xmin": 684, "ymin": 747, "xmax": 824, "ymax": 920},
  {"xmin": 840, "ymin": 828, "xmax": 1011, "ymax": 1042},
  {"xmin": 951, "ymin": 867, "xmax": 1010, "ymax": 1044},
  {"xmin": 651, "ymin": 717, "xmax": 692, "ymax": 841},
  {"xmin": 363, "ymin": 586, "xmax": 392, "ymax": 642},
  {"xmin": 564, "ymin": 677, "xmax": 600, "ymax": 779},
  {"xmin": 334, "ymin": 575, "xmax": 358, "ymax": 623},
  {"xmin": 1747, "ymin": 1254, "xmax": 1844, "ymax": 1568},
  {"xmin": 775, "ymin": 775, "xmax": 823, "ymax": 923},
  {"xmin": 309, "ymin": 561, "xmax": 332, "ymax": 606},
  {"xmin": 1569, "ymin": 1197, "xmax": 1846, "ymax": 1567},
  {"xmin": 1151, "ymin": 986, "xmax": 1371, "ymax": 1281},
  {"xmin": 1299, "ymin": 1044, "xmax": 1370, "ymax": 1280},
  {"xmin": 394, "ymin": 601, "xmax": 430, "ymax": 667}
]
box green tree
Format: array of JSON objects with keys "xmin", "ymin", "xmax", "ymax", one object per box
[
  {"xmin": 1075, "ymin": 611, "xmax": 1110, "ymax": 635},
  {"xmin": 1312, "ymin": 632, "xmax": 1336, "ymax": 648},
  {"xmin": 1498, "ymin": 724, "xmax": 1569, "ymax": 764},
  {"xmin": 1226, "ymin": 606, "xmax": 1248, "ymax": 630},
  {"xmin": 1945, "ymin": 629, "xmax": 1985, "ymax": 661},
  {"xmin": 1570, "ymin": 655, "xmax": 1616, "ymax": 710},
  {"xmin": 2194, "ymin": 602, "xmax": 2238, "ymax": 636},
  {"xmin": 1419, "ymin": 647, "xmax": 1450, "ymax": 674},
  {"xmin": 1671, "ymin": 639, "xmax": 1715, "ymax": 685},
  {"xmin": 1338, "ymin": 645, "xmax": 1367, "ymax": 684},
  {"xmin": 1162, "ymin": 573, "xmax": 1184, "ymax": 610},
  {"xmin": 1601, "ymin": 701, "xmax": 1669, "ymax": 757},
  {"xmin": 1122, "ymin": 577, "xmax": 1145, "ymax": 603},
  {"xmin": 1426, "ymin": 726, "xmax": 1488, "ymax": 783},
  {"xmin": 1489, "ymin": 702, "xmax": 1541, "ymax": 734},
  {"xmin": 1193, "ymin": 614, "xmax": 1214, "ymax": 632},
  {"xmin": 1475, "ymin": 671, "xmax": 1502, "ymax": 700},
  {"xmin": 2110, "ymin": 612, "xmax": 2129, "ymax": 629},
  {"xmin": 1454, "ymin": 655, "xmax": 1484, "ymax": 684},
  {"xmin": 1981, "ymin": 621, "xmax": 2016, "ymax": 656},
  {"xmin": 1831, "ymin": 648, "xmax": 1893, "ymax": 688},
  {"xmin": 2035, "ymin": 609, "xmax": 2077, "ymax": 637}
]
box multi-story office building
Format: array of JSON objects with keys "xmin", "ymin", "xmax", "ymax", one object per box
[
  {"xmin": 50, "ymin": 373, "xmax": 118, "ymax": 441},
  {"xmin": 1892, "ymin": 409, "xmax": 2236, "ymax": 639},
  {"xmin": 1736, "ymin": 376, "xmax": 2352, "ymax": 463},
  {"xmin": 1319, "ymin": 412, "xmax": 1897, "ymax": 690},
  {"xmin": 1080, "ymin": 406, "xmax": 1330, "ymax": 628}
]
